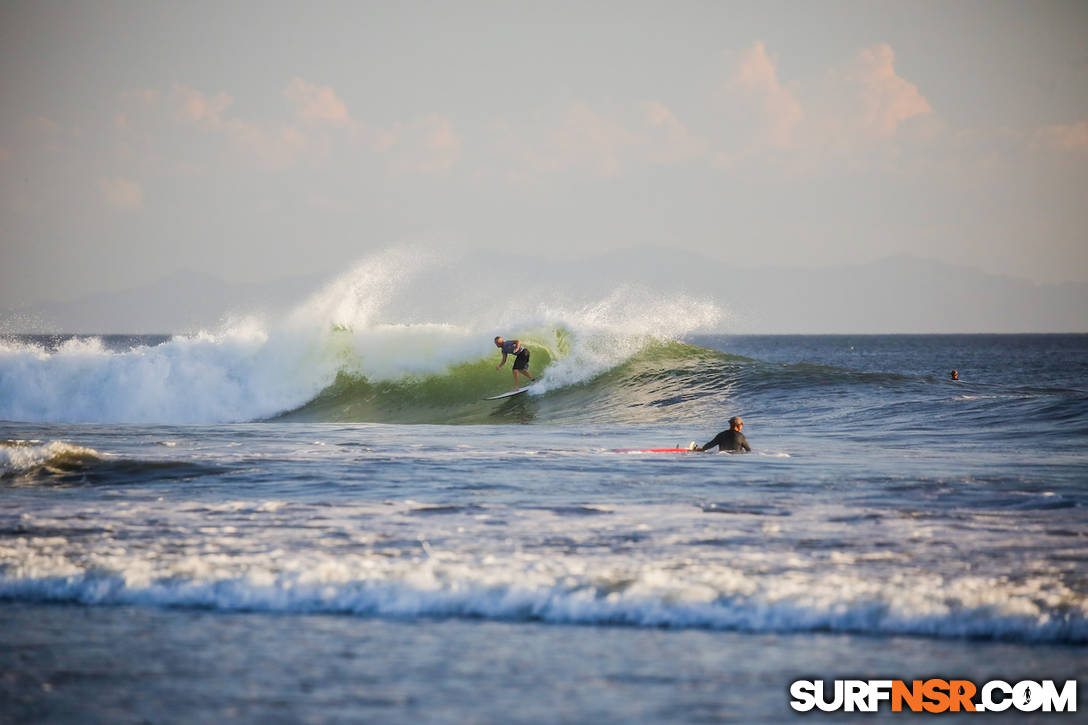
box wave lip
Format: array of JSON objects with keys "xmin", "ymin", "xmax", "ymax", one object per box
[{"xmin": 0, "ymin": 440, "xmax": 102, "ymax": 477}]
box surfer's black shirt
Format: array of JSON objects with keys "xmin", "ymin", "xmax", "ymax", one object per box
[{"xmin": 701, "ymin": 430, "xmax": 751, "ymax": 453}]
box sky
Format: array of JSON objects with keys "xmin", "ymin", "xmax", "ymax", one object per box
[{"xmin": 1, "ymin": 0, "xmax": 1086, "ymax": 320}]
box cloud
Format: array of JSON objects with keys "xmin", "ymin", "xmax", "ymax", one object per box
[
  {"xmin": 170, "ymin": 84, "xmax": 233, "ymax": 124},
  {"xmin": 718, "ymin": 42, "xmax": 934, "ymax": 168},
  {"xmin": 389, "ymin": 115, "xmax": 462, "ymax": 174},
  {"xmin": 492, "ymin": 44, "xmax": 933, "ymax": 181},
  {"xmin": 1033, "ymin": 122, "xmax": 1088, "ymax": 152},
  {"xmin": 843, "ymin": 44, "xmax": 932, "ymax": 139},
  {"xmin": 116, "ymin": 81, "xmax": 415, "ymax": 174},
  {"xmin": 100, "ymin": 176, "xmax": 143, "ymax": 211},
  {"xmin": 642, "ymin": 102, "xmax": 708, "ymax": 164},
  {"xmin": 284, "ymin": 78, "xmax": 350, "ymax": 125},
  {"xmin": 555, "ymin": 103, "xmax": 643, "ymax": 176},
  {"xmin": 731, "ymin": 42, "xmax": 804, "ymax": 148},
  {"xmin": 224, "ymin": 119, "xmax": 310, "ymax": 172},
  {"xmin": 159, "ymin": 83, "xmax": 312, "ymax": 170}
]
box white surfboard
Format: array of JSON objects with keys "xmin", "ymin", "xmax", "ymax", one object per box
[{"xmin": 483, "ymin": 386, "xmax": 533, "ymax": 400}]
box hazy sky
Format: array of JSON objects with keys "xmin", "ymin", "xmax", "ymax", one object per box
[{"xmin": 2, "ymin": 0, "xmax": 1086, "ymax": 309}]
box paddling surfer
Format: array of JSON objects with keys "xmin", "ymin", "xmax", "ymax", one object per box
[
  {"xmin": 696, "ymin": 416, "xmax": 751, "ymax": 453},
  {"xmin": 494, "ymin": 336, "xmax": 534, "ymax": 390}
]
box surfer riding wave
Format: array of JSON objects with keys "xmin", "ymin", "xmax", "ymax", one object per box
[{"xmin": 494, "ymin": 336, "xmax": 535, "ymax": 390}]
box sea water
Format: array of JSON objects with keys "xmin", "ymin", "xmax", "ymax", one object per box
[{"xmin": 1, "ymin": 261, "xmax": 1085, "ymax": 723}]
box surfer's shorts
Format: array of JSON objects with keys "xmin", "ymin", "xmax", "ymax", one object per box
[{"xmin": 512, "ymin": 349, "xmax": 530, "ymax": 371}]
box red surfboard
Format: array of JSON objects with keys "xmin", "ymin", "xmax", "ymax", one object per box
[{"xmin": 613, "ymin": 447, "xmax": 697, "ymax": 453}]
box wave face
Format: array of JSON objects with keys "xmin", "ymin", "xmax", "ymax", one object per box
[
  {"xmin": 0, "ymin": 250, "xmax": 723, "ymax": 425},
  {"xmin": 276, "ymin": 339, "xmax": 744, "ymax": 425}
]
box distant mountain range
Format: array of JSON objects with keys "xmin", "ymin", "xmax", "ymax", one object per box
[{"xmin": 2, "ymin": 252, "xmax": 1084, "ymax": 334}]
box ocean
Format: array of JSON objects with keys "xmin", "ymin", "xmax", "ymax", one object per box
[{"xmin": 1, "ymin": 267, "xmax": 1085, "ymax": 723}]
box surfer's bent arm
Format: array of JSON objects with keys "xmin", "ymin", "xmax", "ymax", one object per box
[
  {"xmin": 497, "ymin": 340, "xmax": 523, "ymax": 369},
  {"xmin": 699, "ymin": 433, "xmax": 722, "ymax": 452}
]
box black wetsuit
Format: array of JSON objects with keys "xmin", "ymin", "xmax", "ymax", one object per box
[{"xmin": 701, "ymin": 430, "xmax": 751, "ymax": 453}]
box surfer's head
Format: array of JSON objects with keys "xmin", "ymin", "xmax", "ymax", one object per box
[
  {"xmin": 729, "ymin": 416, "xmax": 743, "ymax": 431},
  {"xmin": 494, "ymin": 336, "xmax": 503, "ymax": 347},
  {"xmin": 950, "ymin": 370, "xmax": 959, "ymax": 380}
]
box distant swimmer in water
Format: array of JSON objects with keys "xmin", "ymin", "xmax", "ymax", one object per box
[
  {"xmin": 695, "ymin": 416, "xmax": 751, "ymax": 453},
  {"xmin": 950, "ymin": 370, "xmax": 959, "ymax": 380},
  {"xmin": 494, "ymin": 336, "xmax": 535, "ymax": 389}
]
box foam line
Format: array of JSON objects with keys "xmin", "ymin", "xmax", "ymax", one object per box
[{"xmin": 1, "ymin": 571, "xmax": 1081, "ymax": 643}]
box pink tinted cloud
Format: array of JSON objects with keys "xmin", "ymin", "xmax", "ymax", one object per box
[
  {"xmin": 389, "ymin": 115, "xmax": 462, "ymax": 174},
  {"xmin": 121, "ymin": 81, "xmax": 390, "ymax": 172},
  {"xmin": 161, "ymin": 83, "xmax": 312, "ymax": 170},
  {"xmin": 170, "ymin": 84, "xmax": 232, "ymax": 124},
  {"xmin": 846, "ymin": 44, "xmax": 931, "ymax": 138},
  {"xmin": 284, "ymin": 78, "xmax": 350, "ymax": 125},
  {"xmin": 718, "ymin": 41, "xmax": 935, "ymax": 167},
  {"xmin": 1033, "ymin": 122, "xmax": 1088, "ymax": 152},
  {"xmin": 225, "ymin": 119, "xmax": 310, "ymax": 171},
  {"xmin": 553, "ymin": 103, "xmax": 643, "ymax": 176},
  {"xmin": 642, "ymin": 101, "xmax": 708, "ymax": 164},
  {"xmin": 732, "ymin": 42, "xmax": 804, "ymax": 148}
]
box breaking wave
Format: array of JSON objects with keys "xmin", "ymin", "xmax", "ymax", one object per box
[
  {"xmin": 0, "ymin": 249, "xmax": 723, "ymax": 425},
  {"xmin": 2, "ymin": 541, "xmax": 1082, "ymax": 643}
]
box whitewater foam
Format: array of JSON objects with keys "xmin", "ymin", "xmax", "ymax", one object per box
[
  {"xmin": 2, "ymin": 496, "xmax": 1083, "ymax": 644},
  {"xmin": 2, "ymin": 530, "xmax": 1082, "ymax": 643},
  {"xmin": 525, "ymin": 287, "xmax": 722, "ymax": 394},
  {"xmin": 0, "ymin": 440, "xmax": 102, "ymax": 476}
]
